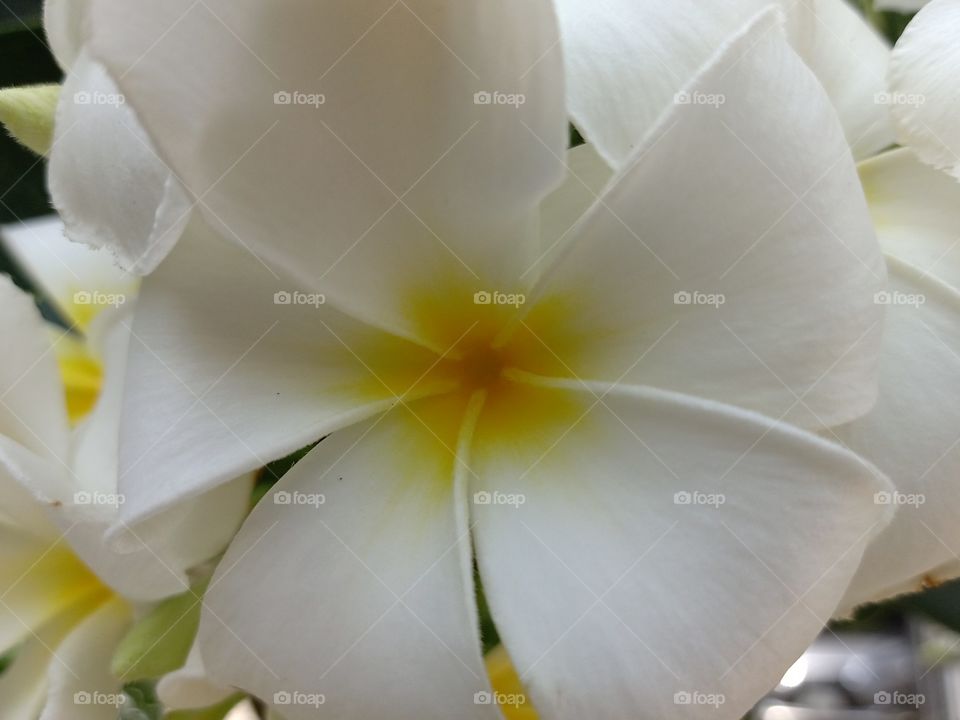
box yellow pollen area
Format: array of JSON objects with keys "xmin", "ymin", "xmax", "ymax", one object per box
[{"xmin": 53, "ymin": 331, "xmax": 103, "ymax": 424}]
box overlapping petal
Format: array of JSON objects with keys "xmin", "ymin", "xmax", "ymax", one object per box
[
  {"xmin": 89, "ymin": 0, "xmax": 566, "ymax": 331},
  {"xmin": 835, "ymin": 149, "xmax": 960, "ymax": 608},
  {"xmin": 515, "ymin": 11, "xmax": 885, "ymax": 430},
  {"xmin": 471, "ymin": 380, "xmax": 892, "ymax": 720},
  {"xmin": 556, "ymin": 0, "xmax": 893, "ymax": 168},
  {"xmin": 49, "ymin": 52, "xmax": 193, "ymax": 275},
  {"xmin": 115, "ymin": 218, "xmax": 449, "ymax": 531},
  {"xmin": 201, "ymin": 397, "xmax": 496, "ymax": 720},
  {"xmin": 888, "ymin": 0, "xmax": 960, "ymax": 179}
]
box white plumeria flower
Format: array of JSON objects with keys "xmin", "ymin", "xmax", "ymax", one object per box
[
  {"xmin": 43, "ymin": 0, "xmax": 193, "ymax": 274},
  {"xmin": 887, "ymin": 0, "xmax": 960, "ymax": 179},
  {"xmin": 81, "ymin": 2, "xmax": 897, "ymax": 718},
  {"xmin": 0, "ymin": 220, "xmax": 251, "ymax": 718},
  {"xmin": 557, "ymin": 0, "xmax": 960, "ymax": 611}
]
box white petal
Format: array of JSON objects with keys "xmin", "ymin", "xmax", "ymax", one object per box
[
  {"xmin": 0, "ymin": 276, "xmax": 70, "ymax": 463},
  {"xmin": 52, "ymin": 308, "xmax": 251, "ymax": 600},
  {"xmin": 200, "ymin": 397, "xmax": 497, "ymax": 720},
  {"xmin": 40, "ymin": 598, "xmax": 131, "ymax": 720},
  {"xmin": 833, "ymin": 149, "xmax": 960, "ymax": 607},
  {"xmin": 48, "ymin": 51, "xmax": 192, "ymax": 275},
  {"xmin": 1, "ymin": 215, "xmax": 136, "ymax": 332},
  {"xmin": 520, "ymin": 11, "xmax": 885, "ymax": 430},
  {"xmin": 888, "ymin": 0, "xmax": 960, "ymax": 178},
  {"xmin": 116, "ymin": 217, "xmax": 447, "ymax": 532},
  {"xmin": 88, "ymin": 0, "xmax": 565, "ymax": 334},
  {"xmin": 43, "ymin": 0, "xmax": 89, "ymax": 70},
  {"xmin": 0, "ymin": 600, "xmax": 92, "ymax": 720},
  {"xmin": 157, "ymin": 643, "xmax": 234, "ymax": 711},
  {"xmin": 471, "ymin": 379, "xmax": 892, "ymax": 720},
  {"xmin": 860, "ymin": 147, "xmax": 960, "ymax": 289},
  {"xmin": 557, "ymin": 0, "xmax": 892, "ymax": 168},
  {"xmin": 535, "ymin": 143, "xmax": 613, "ymax": 271}
]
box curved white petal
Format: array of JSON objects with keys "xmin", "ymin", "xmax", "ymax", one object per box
[
  {"xmin": 200, "ymin": 397, "xmax": 497, "ymax": 720},
  {"xmin": 519, "ymin": 12, "xmax": 885, "ymax": 431},
  {"xmin": 44, "ymin": 0, "xmax": 90, "ymax": 70},
  {"xmin": 557, "ymin": 0, "xmax": 892, "ymax": 168},
  {"xmin": 837, "ymin": 264, "xmax": 960, "ymax": 608},
  {"xmin": 40, "ymin": 598, "xmax": 131, "ymax": 720},
  {"xmin": 860, "ymin": 147, "xmax": 960, "ymax": 288},
  {"xmin": 48, "ymin": 51, "xmax": 192, "ymax": 275},
  {"xmin": 0, "ymin": 276, "xmax": 70, "ymax": 463},
  {"xmin": 88, "ymin": 0, "xmax": 565, "ymax": 335},
  {"xmin": 888, "ymin": 0, "xmax": 960, "ymax": 179},
  {"xmin": 0, "ymin": 599, "xmax": 96, "ymax": 720},
  {"xmin": 471, "ymin": 379, "xmax": 892, "ymax": 720},
  {"xmin": 116, "ymin": 217, "xmax": 447, "ymax": 532},
  {"xmin": 1, "ymin": 215, "xmax": 136, "ymax": 332},
  {"xmin": 157, "ymin": 643, "xmax": 234, "ymax": 711},
  {"xmin": 834, "ymin": 151, "xmax": 960, "ymax": 607}
]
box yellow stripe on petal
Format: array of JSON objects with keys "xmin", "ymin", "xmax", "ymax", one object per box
[
  {"xmin": 485, "ymin": 645, "xmax": 539, "ymax": 720},
  {"xmin": 52, "ymin": 330, "xmax": 103, "ymax": 424}
]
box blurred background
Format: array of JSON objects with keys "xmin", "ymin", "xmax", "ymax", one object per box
[{"xmin": 1, "ymin": 1, "xmax": 958, "ymax": 719}]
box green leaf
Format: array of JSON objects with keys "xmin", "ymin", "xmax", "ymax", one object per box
[
  {"xmin": 0, "ymin": 83, "xmax": 59, "ymax": 156},
  {"xmin": 166, "ymin": 694, "xmax": 246, "ymax": 720},
  {"xmin": 111, "ymin": 583, "xmax": 207, "ymax": 681}
]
